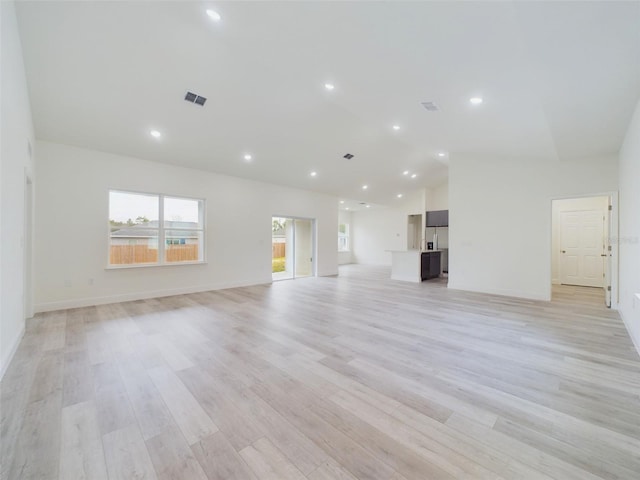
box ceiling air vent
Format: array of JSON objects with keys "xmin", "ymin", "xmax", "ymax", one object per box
[
  {"xmin": 421, "ymin": 101, "xmax": 440, "ymax": 112},
  {"xmin": 343, "ymin": 153, "xmax": 354, "ymax": 159},
  {"xmin": 185, "ymin": 91, "xmax": 207, "ymax": 106}
]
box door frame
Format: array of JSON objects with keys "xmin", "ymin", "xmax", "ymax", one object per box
[
  {"xmin": 271, "ymin": 215, "xmax": 317, "ymax": 280},
  {"xmin": 549, "ymin": 192, "xmax": 618, "ymax": 309},
  {"xmin": 24, "ymin": 168, "xmax": 34, "ymax": 319}
]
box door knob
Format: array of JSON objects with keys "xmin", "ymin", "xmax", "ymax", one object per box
[{"xmin": 561, "ymin": 250, "xmax": 566, "ymax": 253}]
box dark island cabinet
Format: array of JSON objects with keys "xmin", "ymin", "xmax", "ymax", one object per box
[{"xmin": 421, "ymin": 251, "xmax": 441, "ymax": 280}]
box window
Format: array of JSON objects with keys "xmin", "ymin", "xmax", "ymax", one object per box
[
  {"xmin": 338, "ymin": 223, "xmax": 350, "ymax": 252},
  {"xmin": 109, "ymin": 190, "xmax": 205, "ymax": 267}
]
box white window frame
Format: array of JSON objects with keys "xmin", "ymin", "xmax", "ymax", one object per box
[
  {"xmin": 338, "ymin": 223, "xmax": 350, "ymax": 252},
  {"xmin": 107, "ymin": 189, "xmax": 206, "ymax": 268}
]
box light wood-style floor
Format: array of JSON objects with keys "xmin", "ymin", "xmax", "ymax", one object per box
[{"xmin": 2, "ymin": 265, "xmax": 640, "ymax": 480}]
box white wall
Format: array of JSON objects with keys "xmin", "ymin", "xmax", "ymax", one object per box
[
  {"xmin": 1, "ymin": 1, "xmax": 36, "ymax": 377},
  {"xmin": 618, "ymin": 98, "xmax": 640, "ymax": 355},
  {"xmin": 34, "ymin": 141, "xmax": 338, "ymax": 311},
  {"xmin": 551, "ymin": 196, "xmax": 609, "ymax": 284},
  {"xmin": 338, "ymin": 209, "xmax": 352, "ymax": 265},
  {"xmin": 351, "ymin": 189, "xmax": 426, "ymax": 265},
  {"xmin": 449, "ymin": 154, "xmax": 618, "ymax": 301},
  {"xmin": 431, "ymin": 182, "xmax": 449, "ymax": 211}
]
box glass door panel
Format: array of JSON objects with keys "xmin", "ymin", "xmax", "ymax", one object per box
[
  {"xmin": 294, "ymin": 219, "xmax": 313, "ymax": 278},
  {"xmin": 272, "ymin": 217, "xmax": 314, "ymax": 281}
]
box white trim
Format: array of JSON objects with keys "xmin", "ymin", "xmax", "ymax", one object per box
[
  {"xmin": 448, "ymin": 282, "xmax": 550, "ymax": 302},
  {"xmin": 619, "ymin": 307, "xmax": 640, "ymax": 360},
  {"xmin": 24, "ymin": 168, "xmax": 35, "ymax": 319},
  {"xmin": 609, "ymin": 192, "xmax": 620, "ymax": 309},
  {"xmin": 105, "ymin": 261, "xmax": 207, "ymax": 270},
  {"xmin": 0, "ymin": 324, "xmax": 25, "ymax": 380},
  {"xmin": 35, "ymin": 271, "xmax": 340, "ymax": 313},
  {"xmin": 318, "ymin": 270, "xmax": 339, "ymax": 277},
  {"xmin": 34, "ymin": 279, "xmax": 270, "ymax": 313}
]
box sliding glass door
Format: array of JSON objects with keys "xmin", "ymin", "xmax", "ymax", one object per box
[{"xmin": 272, "ymin": 216, "xmax": 314, "ymax": 281}]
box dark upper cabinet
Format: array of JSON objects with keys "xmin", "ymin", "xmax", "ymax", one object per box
[{"xmin": 426, "ymin": 210, "xmax": 448, "ymax": 227}]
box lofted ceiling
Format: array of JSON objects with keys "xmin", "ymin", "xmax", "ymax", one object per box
[{"xmin": 15, "ymin": 1, "xmax": 640, "ymax": 207}]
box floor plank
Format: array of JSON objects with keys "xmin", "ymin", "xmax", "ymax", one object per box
[
  {"xmin": 102, "ymin": 425, "xmax": 158, "ymax": 480},
  {"xmin": 191, "ymin": 432, "xmax": 258, "ymax": 480},
  {"xmin": 147, "ymin": 365, "xmax": 218, "ymax": 445},
  {"xmin": 145, "ymin": 426, "xmax": 208, "ymax": 480},
  {"xmin": 239, "ymin": 437, "xmax": 307, "ymax": 480},
  {"xmin": 59, "ymin": 400, "xmax": 108, "ymax": 480}
]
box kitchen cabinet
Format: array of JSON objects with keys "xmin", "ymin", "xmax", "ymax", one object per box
[{"xmin": 421, "ymin": 251, "xmax": 441, "ymax": 280}]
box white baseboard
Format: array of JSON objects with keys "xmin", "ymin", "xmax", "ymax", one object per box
[
  {"xmin": 34, "ymin": 272, "xmax": 341, "ymax": 313},
  {"xmin": 1, "ymin": 323, "xmax": 25, "ymax": 380},
  {"xmin": 34, "ymin": 279, "xmax": 270, "ymax": 313},
  {"xmin": 447, "ymin": 281, "xmax": 550, "ymax": 302},
  {"xmin": 619, "ymin": 307, "xmax": 640, "ymax": 360},
  {"xmin": 318, "ymin": 270, "xmax": 339, "ymax": 277}
]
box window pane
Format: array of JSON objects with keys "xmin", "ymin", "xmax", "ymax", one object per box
[
  {"xmin": 109, "ymin": 191, "xmax": 159, "ymax": 226},
  {"xmin": 109, "ymin": 191, "xmax": 159, "ymax": 265},
  {"xmin": 165, "ymin": 230, "xmax": 203, "ymax": 262},
  {"xmin": 109, "ymin": 234, "xmax": 159, "ymax": 265},
  {"xmin": 338, "ymin": 223, "xmax": 349, "ymax": 252},
  {"xmin": 164, "ymin": 197, "xmax": 202, "ymax": 228}
]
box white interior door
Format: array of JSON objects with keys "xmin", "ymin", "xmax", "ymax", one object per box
[{"xmin": 560, "ymin": 210, "xmax": 605, "ymax": 287}]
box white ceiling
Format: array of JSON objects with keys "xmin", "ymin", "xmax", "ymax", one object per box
[{"xmin": 15, "ymin": 1, "xmax": 640, "ymax": 207}]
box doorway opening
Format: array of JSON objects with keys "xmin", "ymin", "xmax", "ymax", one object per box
[
  {"xmin": 407, "ymin": 214, "xmax": 422, "ymax": 250},
  {"xmin": 551, "ymin": 195, "xmax": 614, "ymax": 307},
  {"xmin": 272, "ymin": 216, "xmax": 315, "ymax": 281}
]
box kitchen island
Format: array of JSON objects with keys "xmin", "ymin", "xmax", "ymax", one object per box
[{"xmin": 389, "ymin": 250, "xmax": 442, "ymax": 282}]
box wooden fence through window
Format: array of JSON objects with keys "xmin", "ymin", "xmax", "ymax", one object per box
[
  {"xmin": 109, "ymin": 245, "xmax": 198, "ymax": 264},
  {"xmin": 272, "ymin": 243, "xmax": 285, "ymax": 258}
]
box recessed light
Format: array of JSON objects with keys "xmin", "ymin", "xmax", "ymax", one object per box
[
  {"xmin": 243, "ymin": 154, "xmax": 252, "ymax": 161},
  {"xmin": 403, "ymin": 170, "xmax": 409, "ymax": 175},
  {"xmin": 310, "ymin": 171, "xmax": 317, "ymax": 177},
  {"xmin": 339, "ymin": 200, "xmax": 345, "ymax": 204},
  {"xmin": 206, "ymin": 9, "xmax": 221, "ymax": 21},
  {"xmin": 150, "ymin": 130, "xmax": 161, "ymax": 138},
  {"xmin": 324, "ymin": 83, "xmax": 335, "ymax": 91},
  {"xmin": 411, "ymin": 174, "xmax": 417, "ymax": 178},
  {"xmin": 345, "ymin": 207, "xmax": 350, "ymax": 210},
  {"xmin": 366, "ymin": 205, "xmax": 371, "ymax": 208},
  {"xmin": 397, "ymin": 194, "xmax": 403, "ymax": 198},
  {"xmin": 470, "ymin": 97, "xmax": 483, "ymax": 105},
  {"xmin": 438, "ymin": 152, "xmax": 446, "ymax": 157},
  {"xmin": 392, "ymin": 125, "xmax": 400, "ymax": 131},
  {"xmin": 362, "ymin": 185, "xmax": 368, "ymax": 190}
]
